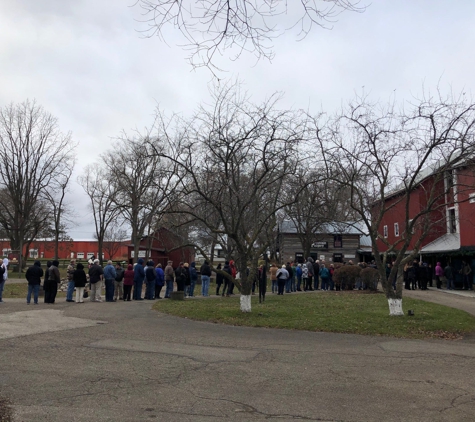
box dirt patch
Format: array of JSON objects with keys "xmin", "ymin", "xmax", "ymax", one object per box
[{"xmin": 0, "ymin": 398, "xmax": 13, "ymax": 422}]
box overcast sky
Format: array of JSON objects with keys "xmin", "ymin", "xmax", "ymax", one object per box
[{"xmin": 1, "ymin": 0, "xmax": 475, "ymax": 239}]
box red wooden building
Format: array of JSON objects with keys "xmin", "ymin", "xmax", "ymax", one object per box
[
  {"xmin": 374, "ymin": 162, "xmax": 475, "ymax": 286},
  {"xmin": 0, "ymin": 239, "xmax": 129, "ymax": 261},
  {"xmin": 127, "ymin": 227, "xmax": 195, "ymax": 268}
]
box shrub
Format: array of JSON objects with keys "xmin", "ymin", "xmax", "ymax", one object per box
[
  {"xmin": 333, "ymin": 265, "xmax": 361, "ymax": 290},
  {"xmin": 360, "ymin": 267, "xmax": 380, "ymax": 291}
]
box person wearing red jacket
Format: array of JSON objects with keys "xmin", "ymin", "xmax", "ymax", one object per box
[{"xmin": 123, "ymin": 264, "xmax": 134, "ymax": 301}]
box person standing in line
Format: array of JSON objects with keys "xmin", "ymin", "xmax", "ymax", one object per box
[
  {"xmin": 164, "ymin": 260, "xmax": 174, "ymax": 298},
  {"xmin": 0, "ymin": 259, "xmax": 6, "ymax": 303},
  {"xmin": 123, "ymin": 264, "xmax": 134, "ymax": 301},
  {"xmin": 222, "ymin": 261, "xmax": 232, "ymax": 297},
  {"xmin": 301, "ymin": 263, "xmax": 309, "ymax": 292},
  {"xmin": 285, "ymin": 262, "xmax": 293, "ymax": 293},
  {"xmin": 306, "ymin": 257, "xmax": 314, "ymax": 291},
  {"xmin": 444, "ymin": 262, "xmax": 454, "ymax": 290},
  {"xmin": 88, "ymin": 259, "xmax": 104, "ymax": 302},
  {"xmin": 174, "ymin": 262, "xmax": 186, "ymax": 292},
  {"xmin": 183, "ymin": 263, "xmax": 191, "ymax": 297},
  {"xmin": 319, "ymin": 263, "xmax": 330, "ymax": 291},
  {"xmin": 65, "ymin": 259, "xmax": 76, "ymax": 303},
  {"xmin": 295, "ymin": 263, "xmax": 302, "ymax": 291},
  {"xmin": 43, "ymin": 261, "xmax": 54, "ymax": 303},
  {"xmin": 103, "ymin": 260, "xmax": 117, "ymax": 302},
  {"xmin": 114, "ymin": 263, "xmax": 124, "ymax": 301},
  {"xmin": 228, "ymin": 260, "xmax": 237, "ymax": 295},
  {"xmin": 189, "ymin": 262, "xmax": 198, "ymax": 297},
  {"xmin": 133, "ymin": 258, "xmax": 145, "ymax": 300},
  {"xmin": 48, "ymin": 260, "xmax": 61, "ymax": 302},
  {"xmin": 435, "ymin": 262, "xmax": 444, "ymax": 289},
  {"xmin": 144, "ymin": 260, "xmax": 156, "ymax": 299},
  {"xmin": 200, "ymin": 260, "xmax": 212, "ymax": 297},
  {"xmin": 461, "ymin": 261, "xmax": 472, "ymax": 290},
  {"xmin": 73, "ymin": 262, "xmax": 87, "ymax": 303},
  {"xmin": 155, "ymin": 263, "xmax": 165, "ymax": 299},
  {"xmin": 215, "ymin": 263, "xmax": 224, "ymax": 295},
  {"xmin": 313, "ymin": 259, "xmax": 320, "ymax": 290},
  {"xmin": 269, "ymin": 263, "xmax": 278, "ymax": 293},
  {"xmin": 26, "ymin": 260, "xmax": 43, "ymax": 305},
  {"xmin": 276, "ymin": 265, "xmax": 289, "ymax": 295}
]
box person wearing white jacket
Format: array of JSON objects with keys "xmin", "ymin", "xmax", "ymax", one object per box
[{"xmin": 0, "ymin": 258, "xmax": 8, "ymax": 303}]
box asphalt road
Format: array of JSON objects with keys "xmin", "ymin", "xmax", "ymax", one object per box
[{"xmin": 0, "ymin": 292, "xmax": 474, "ymax": 422}]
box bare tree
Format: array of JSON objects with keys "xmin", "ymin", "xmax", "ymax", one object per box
[
  {"xmin": 102, "ymin": 223, "xmax": 128, "ymax": 260},
  {"xmin": 316, "ymin": 91, "xmax": 475, "ymax": 315},
  {"xmin": 281, "ymin": 169, "xmax": 357, "ymax": 259},
  {"xmin": 43, "ymin": 158, "xmax": 76, "ymax": 259},
  {"xmin": 78, "ymin": 165, "xmax": 120, "ymax": 265},
  {"xmin": 0, "ymin": 100, "xmax": 76, "ymax": 266},
  {"xmin": 151, "ymin": 83, "xmax": 309, "ymax": 312},
  {"xmin": 135, "ymin": 0, "xmax": 365, "ymax": 72},
  {"xmin": 102, "ymin": 137, "xmax": 179, "ymax": 262}
]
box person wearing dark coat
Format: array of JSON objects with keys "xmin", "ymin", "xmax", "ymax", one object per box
[
  {"xmin": 26, "ymin": 261, "xmax": 43, "ymax": 304},
  {"xmin": 215, "ymin": 263, "xmax": 224, "ymax": 295},
  {"xmin": 200, "ymin": 260, "xmax": 212, "ymax": 297},
  {"xmin": 313, "ymin": 260, "xmax": 320, "ymax": 290},
  {"xmin": 43, "ymin": 261, "xmax": 55, "ymax": 303},
  {"xmin": 73, "ymin": 263, "xmax": 87, "ymax": 303},
  {"xmin": 155, "ymin": 263, "xmax": 165, "ymax": 299},
  {"xmin": 189, "ymin": 262, "xmax": 198, "ymax": 297},
  {"xmin": 222, "ymin": 261, "xmax": 232, "ymax": 297},
  {"xmin": 183, "ymin": 263, "xmax": 191, "ymax": 297},
  {"xmin": 175, "ymin": 262, "xmax": 187, "ymax": 292},
  {"xmin": 133, "ymin": 258, "xmax": 145, "ymax": 300},
  {"xmin": 144, "ymin": 260, "xmax": 156, "ymax": 300}
]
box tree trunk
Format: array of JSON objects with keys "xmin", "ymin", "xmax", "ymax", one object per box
[
  {"xmin": 382, "ymin": 268, "xmax": 404, "ymax": 316},
  {"xmin": 237, "ymin": 256, "xmax": 252, "ymax": 312}
]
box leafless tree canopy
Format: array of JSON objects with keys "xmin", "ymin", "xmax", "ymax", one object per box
[
  {"xmin": 135, "ymin": 0, "xmax": 364, "ymax": 71},
  {"xmin": 0, "ymin": 100, "xmax": 76, "ymax": 260},
  {"xmin": 102, "ymin": 137, "xmax": 180, "ymax": 260},
  {"xmin": 78, "ymin": 166, "xmax": 120, "ymax": 264},
  {"xmin": 151, "ymin": 83, "xmax": 309, "ymax": 300},
  {"xmin": 315, "ymin": 91, "xmax": 475, "ymax": 303}
]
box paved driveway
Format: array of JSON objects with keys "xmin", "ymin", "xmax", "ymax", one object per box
[{"xmin": 0, "ymin": 295, "xmax": 474, "ymax": 421}]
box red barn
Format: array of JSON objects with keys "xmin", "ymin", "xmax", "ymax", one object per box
[
  {"xmin": 0, "ymin": 239, "xmax": 129, "ymax": 261},
  {"xmin": 127, "ymin": 227, "xmax": 195, "ymax": 268}
]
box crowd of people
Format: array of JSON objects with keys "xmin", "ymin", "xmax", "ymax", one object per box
[{"xmin": 13, "ymin": 255, "xmax": 474, "ymax": 305}]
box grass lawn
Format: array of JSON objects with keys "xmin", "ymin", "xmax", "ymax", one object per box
[
  {"xmin": 153, "ymin": 291, "xmax": 475, "ymax": 340},
  {"xmin": 3, "ymin": 283, "xmax": 66, "ymax": 299}
]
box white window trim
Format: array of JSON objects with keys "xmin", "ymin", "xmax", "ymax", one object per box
[
  {"xmin": 383, "ymin": 225, "xmax": 388, "ymax": 238},
  {"xmin": 77, "ymin": 252, "xmax": 85, "ymax": 259},
  {"xmin": 469, "ymin": 192, "xmax": 475, "ymax": 204},
  {"xmin": 394, "ymin": 223, "xmax": 399, "ymax": 237}
]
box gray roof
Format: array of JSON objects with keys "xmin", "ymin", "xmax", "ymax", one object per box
[
  {"xmin": 279, "ymin": 220, "xmax": 365, "ymax": 235},
  {"xmin": 421, "ymin": 233, "xmax": 460, "ymax": 254}
]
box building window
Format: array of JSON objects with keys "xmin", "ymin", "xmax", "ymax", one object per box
[
  {"xmin": 77, "ymin": 252, "xmax": 85, "ymax": 259},
  {"xmin": 448, "ymin": 208, "xmax": 457, "ymax": 233},
  {"xmin": 469, "ymin": 193, "xmax": 475, "ymax": 204},
  {"xmin": 29, "ymin": 249, "xmax": 38, "ymax": 258},
  {"xmin": 394, "ymin": 223, "xmax": 399, "ymax": 237},
  {"xmin": 383, "ymin": 225, "xmax": 388, "ymax": 238},
  {"xmin": 333, "ymin": 235, "xmax": 343, "ymax": 248},
  {"xmin": 87, "ymin": 252, "xmax": 94, "ymax": 260},
  {"xmin": 2, "ymin": 248, "xmax": 11, "ymax": 256}
]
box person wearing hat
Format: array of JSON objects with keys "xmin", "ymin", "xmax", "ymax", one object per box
[{"xmin": 66, "ymin": 259, "xmax": 76, "ymax": 303}]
